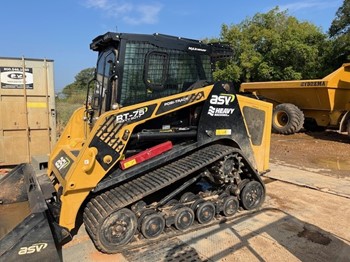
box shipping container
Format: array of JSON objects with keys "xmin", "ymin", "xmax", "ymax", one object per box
[{"xmin": 0, "ymin": 57, "xmax": 56, "ymax": 166}]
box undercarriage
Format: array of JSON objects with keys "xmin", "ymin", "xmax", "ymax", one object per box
[{"xmin": 83, "ymin": 144, "xmax": 265, "ymax": 253}]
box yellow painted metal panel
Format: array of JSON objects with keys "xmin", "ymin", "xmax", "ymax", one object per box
[{"xmin": 237, "ymin": 95, "xmax": 272, "ymax": 172}]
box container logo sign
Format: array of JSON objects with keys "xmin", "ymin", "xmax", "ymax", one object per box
[{"xmin": 0, "ymin": 67, "xmax": 34, "ymax": 89}]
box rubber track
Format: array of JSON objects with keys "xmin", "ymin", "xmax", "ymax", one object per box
[{"xmin": 83, "ymin": 144, "xmax": 236, "ymax": 253}]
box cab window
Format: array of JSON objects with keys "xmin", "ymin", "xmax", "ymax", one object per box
[{"xmin": 94, "ymin": 50, "xmax": 116, "ymax": 114}]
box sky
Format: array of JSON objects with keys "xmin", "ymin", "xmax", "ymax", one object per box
[{"xmin": 0, "ymin": 0, "xmax": 343, "ymax": 92}]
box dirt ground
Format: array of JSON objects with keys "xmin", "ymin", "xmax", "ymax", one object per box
[{"xmin": 269, "ymin": 130, "xmax": 350, "ymax": 179}]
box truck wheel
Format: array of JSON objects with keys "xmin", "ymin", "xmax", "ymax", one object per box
[{"xmin": 272, "ymin": 103, "xmax": 304, "ymax": 135}]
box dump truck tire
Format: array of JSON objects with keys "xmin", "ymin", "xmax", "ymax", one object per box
[{"xmin": 272, "ymin": 103, "xmax": 304, "ymax": 135}]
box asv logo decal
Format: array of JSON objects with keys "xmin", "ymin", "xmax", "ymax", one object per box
[
  {"xmin": 116, "ymin": 107, "xmax": 148, "ymax": 123},
  {"xmin": 55, "ymin": 156, "xmax": 71, "ymax": 171},
  {"xmin": 210, "ymin": 94, "xmax": 235, "ymax": 105},
  {"xmin": 18, "ymin": 243, "xmax": 48, "ymax": 255}
]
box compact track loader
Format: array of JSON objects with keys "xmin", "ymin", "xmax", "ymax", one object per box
[{"xmin": 0, "ymin": 32, "xmax": 272, "ymax": 260}]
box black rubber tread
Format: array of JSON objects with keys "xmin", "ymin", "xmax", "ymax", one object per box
[
  {"xmin": 272, "ymin": 103, "xmax": 304, "ymax": 135},
  {"xmin": 296, "ymin": 107, "xmax": 305, "ymax": 131},
  {"xmin": 84, "ymin": 144, "xmax": 237, "ymax": 253}
]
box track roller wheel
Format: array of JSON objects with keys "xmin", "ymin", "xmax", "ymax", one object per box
[
  {"xmin": 196, "ymin": 201, "xmax": 216, "ymax": 224},
  {"xmin": 240, "ymin": 181, "xmax": 265, "ymax": 210},
  {"xmin": 180, "ymin": 192, "xmax": 195, "ymax": 203},
  {"xmin": 190, "ymin": 197, "xmax": 203, "ymax": 210},
  {"xmin": 222, "ymin": 196, "xmax": 239, "ymax": 217},
  {"xmin": 165, "ymin": 199, "xmax": 179, "ymax": 207},
  {"xmin": 174, "ymin": 207, "xmax": 195, "ymax": 231},
  {"xmin": 140, "ymin": 213, "xmax": 165, "ymax": 239},
  {"xmin": 99, "ymin": 208, "xmax": 137, "ymax": 251}
]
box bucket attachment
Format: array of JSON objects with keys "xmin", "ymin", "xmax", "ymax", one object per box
[{"xmin": 0, "ymin": 164, "xmax": 61, "ymax": 261}]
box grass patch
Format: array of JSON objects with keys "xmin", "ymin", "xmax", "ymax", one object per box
[{"xmin": 56, "ymin": 93, "xmax": 86, "ymax": 136}]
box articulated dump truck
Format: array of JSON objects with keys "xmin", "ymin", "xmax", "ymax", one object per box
[
  {"xmin": 240, "ymin": 64, "xmax": 350, "ymax": 135},
  {"xmin": 0, "ymin": 32, "xmax": 272, "ymax": 260}
]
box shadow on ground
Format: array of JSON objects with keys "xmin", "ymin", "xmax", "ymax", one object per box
[
  {"xmin": 303, "ymin": 130, "xmax": 350, "ymax": 144},
  {"xmin": 122, "ymin": 208, "xmax": 350, "ymax": 262}
]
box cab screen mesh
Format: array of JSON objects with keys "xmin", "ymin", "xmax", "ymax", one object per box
[{"xmin": 120, "ymin": 42, "xmax": 212, "ymax": 106}]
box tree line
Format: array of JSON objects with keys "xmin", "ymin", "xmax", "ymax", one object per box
[
  {"xmin": 61, "ymin": 1, "xmax": 350, "ymax": 97},
  {"xmin": 213, "ymin": 3, "xmax": 350, "ymax": 84}
]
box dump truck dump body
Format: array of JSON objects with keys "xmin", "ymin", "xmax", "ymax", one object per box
[{"xmin": 240, "ymin": 63, "xmax": 350, "ymax": 134}]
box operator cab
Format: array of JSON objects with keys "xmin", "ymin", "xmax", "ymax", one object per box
[{"xmin": 87, "ymin": 32, "xmax": 232, "ymax": 121}]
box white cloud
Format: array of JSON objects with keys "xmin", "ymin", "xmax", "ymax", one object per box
[
  {"xmin": 85, "ymin": 0, "xmax": 109, "ymax": 9},
  {"xmin": 279, "ymin": 1, "xmax": 341, "ymax": 12},
  {"xmin": 84, "ymin": 0, "xmax": 162, "ymax": 25}
]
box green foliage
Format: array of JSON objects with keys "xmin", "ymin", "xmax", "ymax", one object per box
[
  {"xmin": 56, "ymin": 92, "xmax": 86, "ymax": 135},
  {"xmin": 61, "ymin": 67, "xmax": 95, "ymax": 98},
  {"xmin": 213, "ymin": 7, "xmax": 329, "ymax": 83},
  {"xmin": 56, "ymin": 68, "xmax": 94, "ymax": 134},
  {"xmin": 327, "ymin": 0, "xmax": 350, "ymax": 68},
  {"xmin": 329, "ymin": 0, "xmax": 350, "ymax": 37}
]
